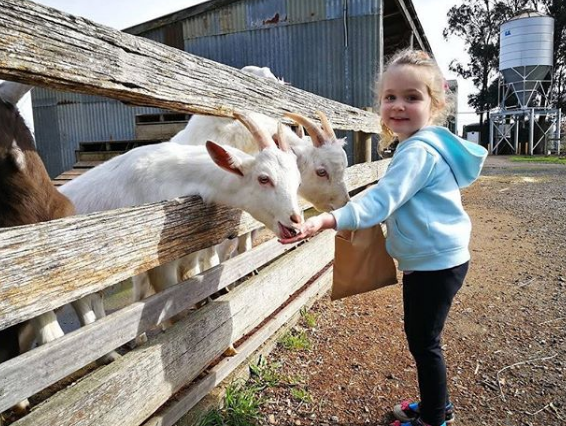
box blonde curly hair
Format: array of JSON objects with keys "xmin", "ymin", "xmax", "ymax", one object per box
[{"xmin": 375, "ymin": 49, "xmax": 455, "ymax": 151}]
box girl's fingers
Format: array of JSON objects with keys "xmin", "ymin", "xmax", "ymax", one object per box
[{"xmin": 278, "ymin": 218, "xmax": 325, "ymax": 244}]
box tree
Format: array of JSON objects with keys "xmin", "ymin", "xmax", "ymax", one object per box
[
  {"xmin": 444, "ymin": 1, "xmax": 513, "ymax": 126},
  {"xmin": 544, "ymin": 0, "xmax": 566, "ymax": 112},
  {"xmin": 444, "ymin": 0, "xmax": 566, "ymax": 124}
]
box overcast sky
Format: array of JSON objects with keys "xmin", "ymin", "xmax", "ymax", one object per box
[{"xmin": 29, "ymin": 0, "xmax": 475, "ymax": 131}]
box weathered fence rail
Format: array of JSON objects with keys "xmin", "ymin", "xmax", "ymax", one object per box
[
  {"xmin": 0, "ymin": 1, "xmax": 388, "ymax": 425},
  {"xmin": 0, "ymin": 0, "xmax": 379, "ymax": 133}
]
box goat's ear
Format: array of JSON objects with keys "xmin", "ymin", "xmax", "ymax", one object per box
[
  {"xmin": 272, "ymin": 132, "xmax": 298, "ymax": 156},
  {"xmin": 206, "ymin": 141, "xmax": 244, "ymax": 177},
  {"xmin": 0, "ymin": 82, "xmax": 33, "ymax": 106}
]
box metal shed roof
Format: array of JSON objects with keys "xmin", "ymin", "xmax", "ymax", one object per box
[{"xmin": 124, "ymin": 0, "xmax": 432, "ymax": 56}]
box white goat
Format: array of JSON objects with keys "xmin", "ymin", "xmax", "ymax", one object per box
[
  {"xmin": 172, "ymin": 69, "xmax": 350, "ymax": 213},
  {"xmin": 59, "ymin": 112, "xmax": 303, "ymax": 340},
  {"xmin": 166, "ymin": 67, "xmax": 350, "ymax": 313}
]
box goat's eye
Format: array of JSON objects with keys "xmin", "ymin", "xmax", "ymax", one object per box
[
  {"xmin": 316, "ymin": 168, "xmax": 328, "ymax": 178},
  {"xmin": 258, "ymin": 175, "xmax": 272, "ymax": 185}
]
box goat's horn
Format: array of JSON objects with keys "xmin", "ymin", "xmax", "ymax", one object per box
[
  {"xmin": 233, "ymin": 111, "xmax": 274, "ymax": 150},
  {"xmin": 315, "ymin": 111, "xmax": 337, "ymax": 141},
  {"xmin": 284, "ymin": 112, "xmax": 325, "ymax": 147},
  {"xmin": 276, "ymin": 121, "xmax": 290, "ymax": 152},
  {"xmin": 295, "ymin": 124, "xmax": 305, "ymax": 139}
]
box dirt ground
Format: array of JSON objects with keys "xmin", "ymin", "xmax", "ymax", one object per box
[{"xmin": 256, "ymin": 156, "xmax": 566, "ymax": 426}]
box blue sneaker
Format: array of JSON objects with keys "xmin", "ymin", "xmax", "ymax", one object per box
[
  {"xmin": 393, "ymin": 400, "xmax": 455, "ymax": 424},
  {"xmin": 390, "ymin": 418, "xmax": 447, "ymax": 426}
]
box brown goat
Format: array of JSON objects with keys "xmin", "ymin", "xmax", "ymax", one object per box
[
  {"xmin": 0, "ymin": 85, "xmax": 75, "ymax": 224},
  {"xmin": 0, "ymin": 81, "xmax": 76, "ymax": 414}
]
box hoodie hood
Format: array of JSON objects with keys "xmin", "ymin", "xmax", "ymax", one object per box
[{"xmin": 406, "ymin": 126, "xmax": 488, "ymax": 188}]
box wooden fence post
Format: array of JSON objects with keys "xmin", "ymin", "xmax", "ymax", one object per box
[{"xmin": 353, "ymin": 107, "xmax": 375, "ymax": 164}]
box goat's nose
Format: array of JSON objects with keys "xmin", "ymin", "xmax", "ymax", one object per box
[{"xmin": 290, "ymin": 213, "xmax": 302, "ymax": 224}]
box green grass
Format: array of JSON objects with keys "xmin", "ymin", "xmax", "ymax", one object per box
[
  {"xmin": 196, "ymin": 357, "xmax": 293, "ymax": 426},
  {"xmin": 279, "ymin": 328, "xmax": 312, "ymax": 351},
  {"xmin": 510, "ymin": 155, "xmax": 566, "ymax": 165},
  {"xmin": 290, "ymin": 387, "xmax": 313, "ymax": 403},
  {"xmin": 194, "ymin": 316, "xmax": 316, "ymax": 425},
  {"xmin": 300, "ymin": 307, "xmax": 317, "ymax": 328},
  {"xmin": 196, "ymin": 379, "xmax": 264, "ymax": 426},
  {"xmin": 249, "ymin": 358, "xmax": 283, "ymax": 389}
]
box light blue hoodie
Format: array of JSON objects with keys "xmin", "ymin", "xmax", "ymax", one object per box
[{"xmin": 332, "ymin": 126, "xmax": 488, "ymax": 271}]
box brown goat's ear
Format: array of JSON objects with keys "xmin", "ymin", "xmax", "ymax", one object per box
[{"xmin": 206, "ymin": 141, "xmax": 244, "ymax": 177}]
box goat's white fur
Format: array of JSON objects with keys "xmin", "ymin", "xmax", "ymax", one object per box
[
  {"xmin": 163, "ymin": 67, "xmax": 350, "ymax": 311},
  {"xmin": 59, "ymin": 122, "xmax": 302, "ymax": 338},
  {"xmin": 172, "ymin": 70, "xmax": 349, "ymax": 212},
  {"xmin": 60, "ymin": 141, "xmax": 302, "ymax": 233}
]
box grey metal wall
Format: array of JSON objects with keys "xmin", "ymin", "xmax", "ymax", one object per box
[
  {"xmin": 169, "ymin": 0, "xmax": 381, "ymax": 108},
  {"xmin": 32, "ymin": 88, "xmax": 162, "ymax": 177},
  {"xmin": 143, "ymin": 0, "xmax": 383, "ymax": 161}
]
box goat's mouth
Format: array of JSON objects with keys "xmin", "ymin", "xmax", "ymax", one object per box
[{"xmin": 278, "ymin": 222, "xmax": 300, "ymax": 239}]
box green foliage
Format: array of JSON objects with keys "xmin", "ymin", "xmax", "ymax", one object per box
[
  {"xmin": 279, "ymin": 328, "xmax": 312, "ymax": 351},
  {"xmin": 510, "ymin": 155, "xmax": 566, "ymax": 164},
  {"xmin": 290, "ymin": 387, "xmax": 313, "ymax": 403},
  {"xmin": 195, "ymin": 355, "xmax": 310, "ymax": 426},
  {"xmin": 196, "ymin": 409, "xmax": 226, "ymax": 426},
  {"xmin": 249, "ymin": 358, "xmax": 283, "ymax": 389},
  {"xmin": 444, "ymin": 0, "xmax": 566, "ymax": 118},
  {"xmin": 196, "ymin": 379, "xmax": 264, "ymax": 426},
  {"xmin": 284, "ymin": 373, "xmax": 306, "ymax": 386},
  {"xmin": 300, "ymin": 307, "xmax": 317, "ymax": 328}
]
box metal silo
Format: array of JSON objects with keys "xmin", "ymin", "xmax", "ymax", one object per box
[
  {"xmin": 499, "ymin": 11, "xmax": 554, "ymax": 109},
  {"xmin": 490, "ymin": 10, "xmax": 561, "ymax": 156}
]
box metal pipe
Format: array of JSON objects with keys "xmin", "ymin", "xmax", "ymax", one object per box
[
  {"xmin": 514, "ymin": 117, "xmax": 519, "ymax": 154},
  {"xmin": 529, "ymin": 108, "xmax": 535, "ymax": 155},
  {"xmin": 489, "ymin": 117, "xmax": 494, "ymax": 154},
  {"xmin": 558, "ymin": 109, "xmax": 562, "ymax": 156}
]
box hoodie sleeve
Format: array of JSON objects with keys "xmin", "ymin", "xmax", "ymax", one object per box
[{"xmin": 332, "ymin": 143, "xmax": 437, "ymax": 230}]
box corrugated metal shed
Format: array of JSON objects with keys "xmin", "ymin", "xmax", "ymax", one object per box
[
  {"xmin": 34, "ymin": 0, "xmax": 431, "ymax": 176},
  {"xmin": 32, "ymin": 88, "xmax": 163, "ymax": 177}
]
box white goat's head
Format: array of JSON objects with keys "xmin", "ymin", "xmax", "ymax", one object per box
[
  {"xmin": 206, "ymin": 112, "xmax": 303, "ymax": 239},
  {"xmin": 284, "ymin": 112, "xmax": 350, "ymax": 212}
]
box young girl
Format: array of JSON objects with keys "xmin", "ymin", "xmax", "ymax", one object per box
[{"xmin": 279, "ymin": 49, "xmax": 487, "ymax": 426}]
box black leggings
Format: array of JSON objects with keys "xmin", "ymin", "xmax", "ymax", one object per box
[{"xmin": 402, "ymin": 261, "xmax": 469, "ymax": 426}]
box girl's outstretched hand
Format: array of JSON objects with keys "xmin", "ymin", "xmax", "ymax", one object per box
[{"xmin": 278, "ymin": 212, "xmax": 337, "ymax": 244}]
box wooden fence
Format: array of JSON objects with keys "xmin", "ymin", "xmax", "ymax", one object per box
[{"xmin": 0, "ymin": 1, "xmax": 388, "ymax": 425}]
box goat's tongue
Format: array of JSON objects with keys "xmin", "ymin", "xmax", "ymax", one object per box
[{"xmin": 279, "ymin": 223, "xmax": 296, "ymax": 239}]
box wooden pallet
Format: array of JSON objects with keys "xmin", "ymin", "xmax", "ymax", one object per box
[
  {"xmin": 135, "ymin": 112, "xmax": 191, "ymax": 124},
  {"xmin": 52, "ymin": 161, "xmax": 104, "ymax": 187},
  {"xmin": 78, "ymin": 139, "xmax": 162, "ymax": 153},
  {"xmin": 135, "ymin": 112, "xmax": 190, "ymax": 141}
]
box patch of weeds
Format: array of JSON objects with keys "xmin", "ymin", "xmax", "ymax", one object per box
[
  {"xmin": 196, "ymin": 379, "xmax": 264, "ymax": 426},
  {"xmin": 290, "ymin": 387, "xmax": 313, "ymax": 403},
  {"xmin": 279, "ymin": 328, "xmax": 312, "ymax": 351},
  {"xmin": 249, "ymin": 357, "xmax": 283, "ymax": 389},
  {"xmin": 284, "ymin": 373, "xmax": 305, "ymax": 386},
  {"xmin": 510, "ymin": 155, "xmax": 566, "ymax": 165},
  {"xmin": 195, "ymin": 409, "xmax": 225, "ymax": 426},
  {"xmin": 300, "ymin": 307, "xmax": 317, "ymax": 328}
]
